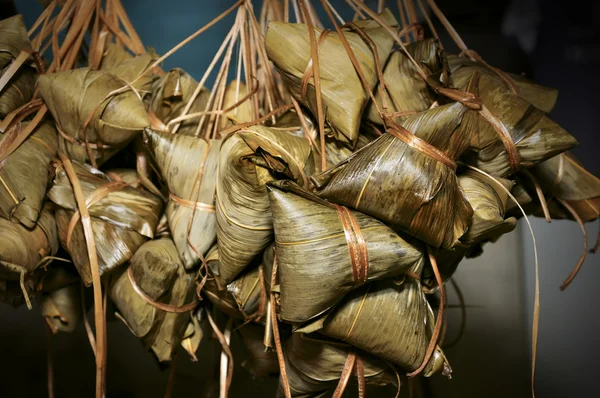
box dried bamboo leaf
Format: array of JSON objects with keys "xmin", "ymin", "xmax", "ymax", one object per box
[
  {"xmin": 279, "ymin": 333, "xmax": 395, "ymax": 398},
  {"xmin": 268, "ymin": 180, "xmax": 426, "ymax": 323},
  {"xmin": 454, "ymin": 71, "xmax": 577, "ymax": 177},
  {"xmin": 144, "ymin": 128, "xmax": 220, "ymax": 269},
  {"xmin": 448, "ymin": 55, "xmax": 559, "ymax": 113},
  {"xmin": 203, "ymin": 244, "xmax": 265, "ymax": 320},
  {"xmin": 149, "ymin": 68, "xmax": 211, "ymax": 135},
  {"xmin": 48, "ymin": 162, "xmax": 163, "ymax": 285},
  {"xmin": 109, "ymin": 238, "xmax": 196, "ymax": 362},
  {"xmin": 0, "ymin": 202, "xmax": 58, "ymax": 307},
  {"xmin": 100, "ymin": 43, "xmax": 158, "ymax": 96},
  {"xmin": 216, "ymin": 125, "xmax": 313, "ymax": 284},
  {"xmin": 38, "ymin": 68, "xmax": 150, "ymax": 166},
  {"xmin": 367, "ymin": 38, "xmax": 448, "ymax": 125},
  {"xmin": 265, "ymin": 9, "xmax": 398, "ymax": 146},
  {"xmin": 302, "ymin": 272, "xmax": 448, "ymax": 375},
  {"xmin": 0, "ymin": 121, "xmax": 58, "ymax": 228},
  {"xmin": 0, "ymin": 64, "xmax": 36, "ymax": 118},
  {"xmin": 315, "ymin": 102, "xmax": 473, "ymax": 249},
  {"xmin": 0, "ymin": 15, "xmax": 32, "ymax": 69}
]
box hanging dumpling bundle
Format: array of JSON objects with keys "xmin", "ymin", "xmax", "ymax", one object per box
[
  {"xmin": 47, "ymin": 162, "xmax": 163, "ymax": 285},
  {"xmin": 216, "ymin": 125, "xmax": 313, "ymax": 284},
  {"xmin": 279, "ymin": 333, "xmax": 397, "ymax": 398},
  {"xmin": 0, "ymin": 121, "xmax": 58, "ymax": 228},
  {"xmin": 0, "ymin": 15, "xmax": 36, "ymax": 118},
  {"xmin": 39, "ymin": 266, "xmax": 82, "ymax": 333},
  {"xmin": 38, "ymin": 68, "xmax": 150, "ymax": 166},
  {"xmin": 265, "ymin": 9, "xmax": 399, "ymax": 147},
  {"xmin": 109, "ymin": 238, "xmax": 196, "ymax": 362},
  {"xmin": 144, "ymin": 128, "xmax": 220, "ymax": 269},
  {"xmin": 0, "ymin": 202, "xmax": 58, "ymax": 307},
  {"xmin": 301, "ymin": 264, "xmax": 449, "ymax": 376},
  {"xmin": 367, "ymin": 38, "xmax": 449, "ymax": 125},
  {"xmin": 203, "ymin": 244, "xmax": 267, "ymax": 321},
  {"xmin": 149, "ymin": 68, "xmax": 211, "ymax": 135},
  {"xmin": 451, "ymin": 68, "xmax": 578, "ymax": 177},
  {"xmin": 268, "ymin": 180, "xmax": 425, "ymax": 323},
  {"xmin": 314, "ymin": 102, "xmax": 473, "ymax": 249}
]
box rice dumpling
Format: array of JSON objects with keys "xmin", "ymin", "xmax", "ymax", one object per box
[
  {"xmin": 218, "ymin": 80, "xmax": 255, "ymax": 130},
  {"xmin": 216, "ymin": 125, "xmax": 313, "ymax": 284},
  {"xmin": 314, "ymin": 102, "xmax": 473, "ymax": 249},
  {"xmin": 99, "ymin": 43, "xmax": 158, "ymax": 97},
  {"xmin": 48, "ymin": 162, "xmax": 163, "ymax": 285},
  {"xmin": 109, "ymin": 238, "xmax": 197, "ymax": 363},
  {"xmin": 279, "ymin": 332, "xmax": 396, "ymax": 398},
  {"xmin": 0, "ymin": 15, "xmax": 32, "ymax": 69},
  {"xmin": 0, "ymin": 202, "xmax": 58, "ymax": 307},
  {"xmin": 265, "ymin": 9, "xmax": 399, "ymax": 147},
  {"xmin": 301, "ymin": 265, "xmax": 449, "ymax": 376},
  {"xmin": 457, "ymin": 171, "xmax": 517, "ymax": 244},
  {"xmin": 0, "ymin": 63, "xmax": 36, "ymax": 118},
  {"xmin": 39, "ymin": 267, "xmax": 82, "ymax": 333},
  {"xmin": 38, "ymin": 68, "xmax": 150, "ymax": 166},
  {"xmin": 529, "ymin": 152, "xmax": 600, "ymax": 222},
  {"xmin": 181, "ymin": 308, "xmax": 204, "ymax": 361},
  {"xmin": 144, "ymin": 128, "xmax": 220, "ymax": 269},
  {"xmin": 448, "ymin": 55, "xmax": 558, "ymax": 114},
  {"xmin": 149, "ymin": 68, "xmax": 211, "ymax": 135},
  {"xmin": 268, "ymin": 180, "xmax": 426, "ymax": 323},
  {"xmin": 366, "ymin": 38, "xmax": 448, "ymax": 125},
  {"xmin": 203, "ymin": 244, "xmax": 266, "ymax": 321},
  {"xmin": 453, "ymin": 70, "xmax": 577, "ymax": 177},
  {"xmin": 0, "ymin": 121, "xmax": 58, "ymax": 228}
]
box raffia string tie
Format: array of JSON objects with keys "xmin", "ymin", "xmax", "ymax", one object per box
[
  {"xmin": 383, "ymin": 117, "xmax": 457, "ymax": 170},
  {"xmin": 56, "ymin": 125, "xmax": 111, "ymax": 150},
  {"xmin": 127, "ymin": 267, "xmax": 198, "ymax": 313},
  {"xmin": 169, "ymin": 192, "xmax": 215, "ymax": 213},
  {"xmin": 334, "ymin": 204, "xmax": 368, "ymax": 284}
]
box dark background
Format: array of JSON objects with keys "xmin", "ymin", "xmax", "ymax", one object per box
[{"xmin": 1, "ymin": 0, "xmax": 599, "ymax": 396}]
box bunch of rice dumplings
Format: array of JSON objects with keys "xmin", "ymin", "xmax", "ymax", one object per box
[{"xmin": 2, "ymin": 1, "xmax": 599, "ymax": 396}]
